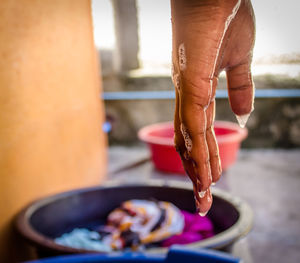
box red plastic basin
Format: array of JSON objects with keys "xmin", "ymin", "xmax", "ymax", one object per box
[{"xmin": 138, "ymin": 121, "xmax": 248, "ymax": 174}]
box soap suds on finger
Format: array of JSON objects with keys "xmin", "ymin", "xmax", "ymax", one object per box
[
  {"xmin": 178, "ymin": 43, "xmax": 186, "ymax": 71},
  {"xmin": 180, "ymin": 123, "xmax": 192, "ymax": 154}
]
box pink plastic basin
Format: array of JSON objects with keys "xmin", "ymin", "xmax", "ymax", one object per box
[{"xmin": 138, "ymin": 121, "xmax": 248, "ymax": 174}]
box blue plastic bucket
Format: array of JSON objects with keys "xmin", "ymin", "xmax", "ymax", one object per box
[{"xmin": 24, "ymin": 247, "xmax": 240, "ymax": 263}]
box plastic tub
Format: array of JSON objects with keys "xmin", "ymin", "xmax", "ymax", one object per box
[
  {"xmin": 16, "ymin": 181, "xmax": 252, "ymax": 258},
  {"xmin": 24, "ymin": 246, "xmax": 240, "ymax": 263},
  {"xmin": 138, "ymin": 121, "xmax": 248, "ymax": 173}
]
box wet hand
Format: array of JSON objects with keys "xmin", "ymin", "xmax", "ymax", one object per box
[{"xmin": 171, "ymin": 0, "xmax": 255, "ymax": 215}]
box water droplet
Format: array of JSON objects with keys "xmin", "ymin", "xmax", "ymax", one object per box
[
  {"xmin": 235, "ymin": 113, "xmax": 251, "ymax": 128},
  {"xmin": 199, "ymin": 211, "xmax": 208, "ymax": 217}
]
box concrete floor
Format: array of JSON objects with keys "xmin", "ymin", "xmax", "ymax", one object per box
[{"xmin": 107, "ymin": 146, "xmax": 300, "ymax": 263}]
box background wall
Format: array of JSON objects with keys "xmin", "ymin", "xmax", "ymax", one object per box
[{"xmin": 91, "ymin": 0, "xmax": 300, "ymax": 147}]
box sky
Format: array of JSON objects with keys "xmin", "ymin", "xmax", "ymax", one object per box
[{"xmin": 92, "ymin": 0, "xmax": 300, "ymax": 68}]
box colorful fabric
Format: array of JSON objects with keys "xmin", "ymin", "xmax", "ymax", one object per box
[
  {"xmin": 162, "ymin": 210, "xmax": 214, "ymax": 247},
  {"xmin": 104, "ymin": 199, "xmax": 185, "ymax": 250},
  {"xmin": 54, "ymin": 201, "xmax": 214, "ymax": 252}
]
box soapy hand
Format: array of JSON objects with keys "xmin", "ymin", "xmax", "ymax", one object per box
[{"xmin": 171, "ymin": 0, "xmax": 255, "ymax": 215}]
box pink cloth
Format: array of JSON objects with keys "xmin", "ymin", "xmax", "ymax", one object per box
[{"xmin": 162, "ymin": 211, "xmax": 214, "ymax": 247}]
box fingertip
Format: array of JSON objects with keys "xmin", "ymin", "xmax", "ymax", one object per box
[
  {"xmin": 194, "ymin": 188, "xmax": 213, "ymax": 216},
  {"xmin": 199, "ymin": 211, "xmax": 208, "ymax": 217}
]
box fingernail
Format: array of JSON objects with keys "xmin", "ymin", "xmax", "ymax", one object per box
[
  {"xmin": 235, "ymin": 113, "xmax": 251, "ymax": 128},
  {"xmin": 211, "ymin": 182, "xmax": 216, "ymax": 186},
  {"xmin": 199, "ymin": 211, "xmax": 208, "ymax": 217}
]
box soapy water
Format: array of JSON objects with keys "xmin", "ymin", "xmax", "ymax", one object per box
[
  {"xmin": 171, "ymin": 63, "xmax": 174, "ymax": 80},
  {"xmin": 171, "ymin": 63, "xmax": 180, "ymax": 91},
  {"xmin": 199, "ymin": 211, "xmax": 208, "ymax": 217},
  {"xmin": 174, "ymin": 74, "xmax": 180, "ymax": 91},
  {"xmin": 179, "ymin": 124, "xmax": 210, "ymax": 203},
  {"xmin": 178, "ymin": 43, "xmax": 186, "ymax": 71},
  {"xmin": 171, "ymin": 66, "xmax": 180, "ymax": 91},
  {"xmin": 198, "ymin": 190, "xmax": 206, "ymax": 198},
  {"xmin": 180, "ymin": 123, "xmax": 192, "ymax": 154}
]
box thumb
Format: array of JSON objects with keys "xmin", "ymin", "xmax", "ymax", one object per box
[{"xmin": 226, "ymin": 61, "xmax": 254, "ymax": 128}]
